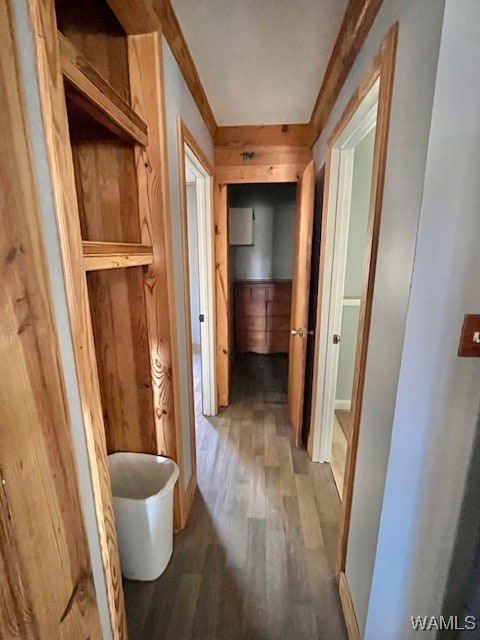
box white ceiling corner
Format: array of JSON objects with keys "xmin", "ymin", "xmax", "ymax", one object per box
[{"xmin": 170, "ymin": 0, "xmax": 348, "ymax": 126}]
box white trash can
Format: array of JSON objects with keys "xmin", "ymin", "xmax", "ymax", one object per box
[{"xmin": 108, "ymin": 453, "xmax": 179, "ymax": 581}]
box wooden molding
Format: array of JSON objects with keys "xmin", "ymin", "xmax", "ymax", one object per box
[
  {"xmin": 335, "ymin": 24, "xmax": 398, "ymax": 576},
  {"xmin": 213, "ymin": 181, "xmax": 229, "ymax": 406},
  {"xmin": 153, "ymin": 0, "xmax": 217, "ymax": 138},
  {"xmin": 339, "ymin": 572, "xmax": 361, "ymax": 640},
  {"xmin": 215, "ymin": 164, "xmax": 306, "ymax": 184},
  {"xmin": 106, "ymin": 0, "xmax": 159, "ymax": 34},
  {"xmin": 82, "ymin": 241, "xmax": 154, "ymax": 271},
  {"xmin": 59, "ymin": 32, "xmax": 148, "ymax": 145},
  {"xmin": 214, "ymin": 124, "xmax": 312, "ymax": 147},
  {"xmin": 29, "ymin": 1, "xmax": 127, "ymax": 637},
  {"xmin": 309, "ymin": 0, "xmax": 384, "ymax": 147}
]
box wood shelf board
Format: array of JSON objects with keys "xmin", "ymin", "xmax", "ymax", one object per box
[
  {"xmin": 83, "ymin": 241, "xmax": 154, "ymax": 270},
  {"xmin": 59, "ymin": 32, "xmax": 148, "ymax": 146}
]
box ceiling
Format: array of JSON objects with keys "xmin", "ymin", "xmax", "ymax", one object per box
[{"xmin": 170, "ymin": 0, "xmax": 348, "ymax": 126}]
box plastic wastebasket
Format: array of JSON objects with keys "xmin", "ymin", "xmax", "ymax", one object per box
[{"xmin": 108, "ymin": 452, "xmax": 179, "ymax": 581}]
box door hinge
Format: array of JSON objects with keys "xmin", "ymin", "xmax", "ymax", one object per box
[
  {"xmin": 333, "ymin": 334, "xmax": 341, "ymax": 344},
  {"xmin": 199, "ymin": 314, "xmax": 205, "ymax": 323}
]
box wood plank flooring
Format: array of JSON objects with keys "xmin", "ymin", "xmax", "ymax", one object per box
[{"xmin": 124, "ymin": 353, "xmax": 347, "ymax": 640}]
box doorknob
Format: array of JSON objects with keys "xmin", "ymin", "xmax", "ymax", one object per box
[{"xmin": 291, "ymin": 328, "xmax": 314, "ymax": 337}]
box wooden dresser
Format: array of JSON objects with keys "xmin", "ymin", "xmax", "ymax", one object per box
[{"xmin": 235, "ymin": 280, "xmax": 292, "ymax": 354}]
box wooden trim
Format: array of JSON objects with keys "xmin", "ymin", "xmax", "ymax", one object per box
[
  {"xmin": 153, "ymin": 0, "xmax": 217, "ymax": 137},
  {"xmin": 128, "ymin": 33, "xmax": 185, "ymax": 527},
  {"xmin": 214, "ymin": 124, "xmax": 312, "ymax": 147},
  {"xmin": 213, "ymin": 181, "xmax": 229, "ymax": 406},
  {"xmin": 29, "ymin": 1, "xmax": 127, "ymax": 637},
  {"xmin": 180, "ymin": 119, "xmax": 214, "ymax": 176},
  {"xmin": 339, "ymin": 572, "xmax": 361, "ymax": 640},
  {"xmin": 106, "ymin": 0, "xmax": 159, "ymax": 34},
  {"xmin": 82, "ymin": 241, "xmax": 154, "ymax": 271},
  {"xmin": 176, "ymin": 117, "xmax": 198, "ymax": 525},
  {"xmin": 215, "ymin": 145, "xmax": 313, "ymax": 168},
  {"xmin": 336, "ymin": 24, "xmax": 398, "ymax": 575},
  {"xmin": 309, "ymin": 0, "xmax": 384, "ymax": 147},
  {"xmin": 0, "ymin": 2, "xmax": 103, "ymax": 634},
  {"xmin": 215, "ymin": 164, "xmax": 305, "ymax": 184},
  {"xmin": 59, "ymin": 32, "xmax": 148, "ymax": 146}
]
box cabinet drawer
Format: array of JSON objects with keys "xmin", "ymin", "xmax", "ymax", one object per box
[
  {"xmin": 265, "ymin": 331, "xmax": 290, "ymax": 353},
  {"xmin": 250, "ymin": 286, "xmax": 267, "ymax": 302},
  {"xmin": 236, "ymin": 315, "xmax": 266, "ymax": 331},
  {"xmin": 235, "ymin": 286, "xmax": 252, "ymax": 304},
  {"xmin": 241, "ymin": 301, "xmax": 266, "ymax": 316},
  {"xmin": 267, "ymin": 300, "xmax": 291, "ymax": 317},
  {"xmin": 266, "ymin": 315, "xmax": 290, "ymax": 332},
  {"xmin": 267, "ymin": 283, "xmax": 292, "ymax": 302}
]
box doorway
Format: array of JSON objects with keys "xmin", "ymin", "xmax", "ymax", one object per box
[{"xmin": 178, "ymin": 119, "xmax": 217, "ymax": 430}]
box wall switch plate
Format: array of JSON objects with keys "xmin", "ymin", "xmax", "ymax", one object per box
[{"xmin": 458, "ymin": 314, "xmax": 480, "ymax": 357}]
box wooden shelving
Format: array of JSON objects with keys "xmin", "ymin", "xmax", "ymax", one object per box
[
  {"xmin": 58, "ymin": 32, "xmax": 148, "ymax": 146},
  {"xmin": 83, "ymin": 241, "xmax": 154, "ymax": 271}
]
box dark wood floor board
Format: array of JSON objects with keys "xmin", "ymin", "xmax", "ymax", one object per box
[{"xmin": 124, "ymin": 354, "xmax": 347, "ymax": 640}]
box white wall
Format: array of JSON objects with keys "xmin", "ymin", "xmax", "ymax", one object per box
[
  {"xmin": 162, "ymin": 36, "xmax": 214, "ymax": 488},
  {"xmin": 365, "ymin": 2, "xmax": 480, "ymax": 637},
  {"xmin": 186, "ymin": 185, "xmax": 201, "ymax": 345},
  {"xmin": 313, "ymin": 0, "xmax": 446, "ymax": 633},
  {"xmin": 229, "ymin": 183, "xmax": 296, "ymax": 281}
]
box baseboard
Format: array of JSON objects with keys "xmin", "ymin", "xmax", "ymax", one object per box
[
  {"xmin": 335, "ymin": 399, "xmax": 352, "ymax": 411},
  {"xmin": 339, "ymin": 572, "xmax": 361, "ymax": 640}
]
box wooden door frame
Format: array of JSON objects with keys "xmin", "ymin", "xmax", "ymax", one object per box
[
  {"xmin": 312, "ymin": 89, "xmax": 378, "ymax": 465},
  {"xmin": 176, "ymin": 117, "xmax": 216, "ymax": 521},
  {"xmin": 214, "ymin": 166, "xmax": 312, "ymax": 407},
  {"xmin": 307, "ymin": 25, "xmax": 398, "ymax": 590}
]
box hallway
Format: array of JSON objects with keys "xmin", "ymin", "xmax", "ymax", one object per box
[{"xmin": 124, "ymin": 354, "xmax": 347, "ymax": 640}]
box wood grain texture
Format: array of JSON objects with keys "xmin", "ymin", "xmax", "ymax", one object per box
[
  {"xmin": 213, "ymin": 181, "xmax": 230, "ymax": 407},
  {"xmin": 334, "ymin": 25, "xmax": 398, "ymax": 576},
  {"xmin": 215, "ymin": 145, "xmax": 312, "ymax": 168},
  {"xmin": 215, "ymin": 163, "xmax": 307, "ymax": 184},
  {"xmin": 128, "ymin": 34, "xmax": 186, "ymax": 527},
  {"xmin": 59, "ymin": 32, "xmax": 148, "ymax": 146},
  {"xmin": 309, "ymin": 0, "xmax": 384, "ymax": 147},
  {"xmin": 87, "ymin": 267, "xmax": 157, "ymax": 454},
  {"xmin": 339, "ymin": 573, "xmax": 360, "ymax": 640},
  {"xmin": 0, "ymin": 2, "xmax": 102, "ymax": 636},
  {"xmin": 29, "ymin": 0, "xmax": 127, "ymax": 636},
  {"xmin": 106, "ymin": 0, "xmax": 159, "ymax": 34},
  {"xmin": 214, "ymin": 124, "xmax": 312, "ymax": 147},
  {"xmin": 153, "ymin": 0, "xmax": 217, "ymax": 137},
  {"xmin": 124, "ymin": 353, "xmax": 348, "ymax": 640},
  {"xmin": 83, "ymin": 241, "xmax": 154, "ymax": 271},
  {"xmin": 288, "ymin": 161, "xmax": 315, "ymax": 445}
]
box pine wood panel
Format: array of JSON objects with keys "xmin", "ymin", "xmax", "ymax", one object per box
[
  {"xmin": 214, "ymin": 124, "xmax": 312, "ymax": 147},
  {"xmin": 83, "ymin": 241, "xmax": 154, "ymax": 271},
  {"xmin": 0, "ymin": 2, "xmax": 102, "ymax": 636},
  {"xmin": 87, "ymin": 268, "xmax": 156, "ymax": 454},
  {"xmin": 72, "ymin": 143, "xmax": 141, "ymax": 242},
  {"xmin": 288, "ymin": 161, "xmax": 315, "ymax": 445},
  {"xmin": 214, "ymin": 181, "xmax": 230, "ymax": 406},
  {"xmin": 29, "ymin": 0, "xmax": 127, "ymax": 636},
  {"xmin": 128, "ymin": 34, "xmax": 186, "ymax": 526},
  {"xmin": 106, "ymin": 0, "xmax": 158, "ymax": 34},
  {"xmin": 59, "ymin": 32, "xmax": 148, "ymax": 146},
  {"xmin": 215, "ymin": 163, "xmax": 307, "ymax": 184},
  {"xmin": 153, "ymin": 0, "xmax": 217, "ymax": 136},
  {"xmin": 308, "ymin": 0, "xmax": 384, "ymax": 146},
  {"xmin": 214, "ymin": 145, "xmax": 313, "ymax": 167}
]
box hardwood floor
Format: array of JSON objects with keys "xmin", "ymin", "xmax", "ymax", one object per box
[{"xmin": 124, "ymin": 353, "xmax": 347, "ymax": 640}]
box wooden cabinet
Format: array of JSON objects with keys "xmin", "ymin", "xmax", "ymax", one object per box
[{"xmin": 235, "ymin": 281, "xmax": 291, "ymax": 354}]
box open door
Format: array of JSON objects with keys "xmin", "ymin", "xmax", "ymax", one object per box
[{"xmin": 288, "ymin": 160, "xmax": 316, "ymax": 445}]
